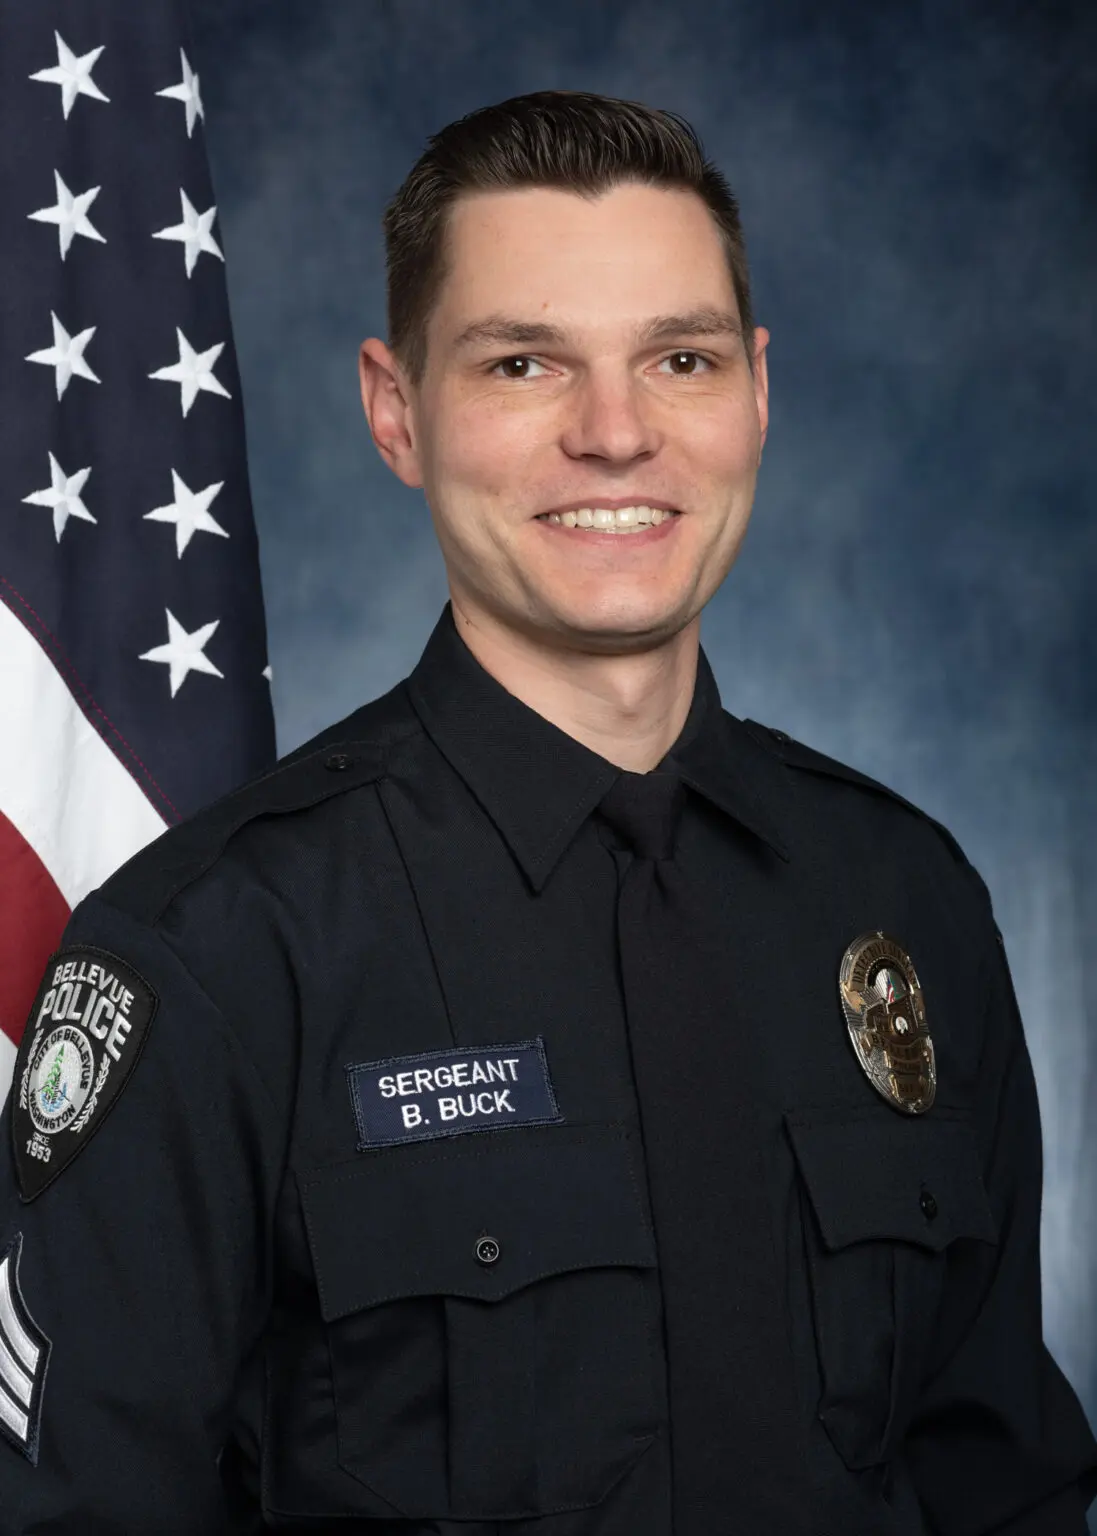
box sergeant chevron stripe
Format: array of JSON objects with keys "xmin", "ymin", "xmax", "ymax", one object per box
[{"xmin": 0, "ymin": 1234, "xmax": 50, "ymax": 1462}]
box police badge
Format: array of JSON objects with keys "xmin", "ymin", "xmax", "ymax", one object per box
[{"xmin": 838, "ymin": 932, "xmax": 935, "ymax": 1113}]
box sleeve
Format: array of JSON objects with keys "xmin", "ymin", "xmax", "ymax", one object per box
[
  {"xmin": 903, "ymin": 888, "xmax": 1097, "ymax": 1534},
  {"xmin": 0, "ymin": 890, "xmax": 289, "ymax": 1534}
]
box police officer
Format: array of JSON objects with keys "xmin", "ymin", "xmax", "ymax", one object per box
[{"xmin": 1, "ymin": 90, "xmax": 1095, "ymax": 1534}]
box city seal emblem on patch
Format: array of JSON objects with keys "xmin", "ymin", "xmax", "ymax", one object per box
[
  {"xmin": 12, "ymin": 946, "xmax": 158, "ymax": 1201},
  {"xmin": 26, "ymin": 1026, "xmax": 96, "ymax": 1135},
  {"xmin": 838, "ymin": 931, "xmax": 935, "ymax": 1113}
]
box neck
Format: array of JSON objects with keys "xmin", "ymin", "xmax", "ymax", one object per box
[{"xmin": 450, "ymin": 596, "xmax": 699, "ymax": 774}]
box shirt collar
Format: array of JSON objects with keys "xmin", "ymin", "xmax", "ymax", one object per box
[{"xmin": 405, "ymin": 601, "xmax": 791, "ymax": 893}]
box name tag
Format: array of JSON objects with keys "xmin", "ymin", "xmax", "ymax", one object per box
[{"xmin": 346, "ymin": 1038, "xmax": 563, "ymax": 1149}]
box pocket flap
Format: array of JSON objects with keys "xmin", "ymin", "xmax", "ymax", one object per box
[
  {"xmin": 784, "ymin": 1111, "xmax": 998, "ymax": 1253},
  {"xmin": 299, "ymin": 1123, "xmax": 657, "ymax": 1320}
]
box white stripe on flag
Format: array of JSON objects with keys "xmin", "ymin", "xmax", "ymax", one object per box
[
  {"xmin": 0, "ymin": 1032, "xmax": 16, "ymax": 1114},
  {"xmin": 0, "ymin": 600, "xmax": 166, "ymax": 908},
  {"xmin": 0, "ymin": 1035, "xmax": 15, "ymax": 1099}
]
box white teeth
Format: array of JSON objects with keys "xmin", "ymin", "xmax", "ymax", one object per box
[{"xmin": 541, "ymin": 504, "xmax": 676, "ymax": 532}]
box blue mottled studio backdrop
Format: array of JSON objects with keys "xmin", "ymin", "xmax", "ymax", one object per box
[{"xmin": 190, "ymin": 0, "xmax": 1097, "ymax": 1482}]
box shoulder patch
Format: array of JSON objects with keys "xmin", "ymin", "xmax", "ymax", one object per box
[
  {"xmin": 0, "ymin": 1233, "xmax": 50, "ymax": 1463},
  {"xmin": 11, "ymin": 948, "xmax": 158, "ymax": 1202},
  {"xmin": 741, "ymin": 719, "xmax": 971, "ymax": 869}
]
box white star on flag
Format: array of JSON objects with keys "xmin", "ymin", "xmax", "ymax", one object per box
[
  {"xmin": 156, "ymin": 49, "xmax": 204, "ymax": 137},
  {"xmin": 152, "ymin": 190, "xmax": 223, "ymax": 278},
  {"xmin": 22, "ymin": 453, "xmax": 97, "ymax": 542},
  {"xmin": 140, "ymin": 609, "xmax": 224, "ymax": 697},
  {"xmin": 148, "ymin": 327, "xmax": 231, "ymax": 416},
  {"xmin": 25, "ymin": 312, "xmax": 100, "ymax": 400},
  {"xmin": 27, "ymin": 171, "xmax": 106, "ymax": 260},
  {"xmin": 29, "ymin": 31, "xmax": 110, "ymax": 119},
  {"xmin": 144, "ymin": 469, "xmax": 229, "ymax": 557}
]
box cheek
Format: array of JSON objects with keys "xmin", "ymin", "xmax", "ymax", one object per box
[
  {"xmin": 680, "ymin": 395, "xmax": 760, "ymax": 477},
  {"xmin": 430, "ymin": 401, "xmax": 548, "ymax": 495}
]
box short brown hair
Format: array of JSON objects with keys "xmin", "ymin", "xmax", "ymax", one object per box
[{"xmin": 383, "ymin": 90, "xmax": 756, "ymax": 385}]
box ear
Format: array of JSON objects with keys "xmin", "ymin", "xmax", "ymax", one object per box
[
  {"xmin": 751, "ymin": 326, "xmax": 770, "ymax": 459},
  {"xmin": 358, "ymin": 338, "xmax": 424, "ymax": 489}
]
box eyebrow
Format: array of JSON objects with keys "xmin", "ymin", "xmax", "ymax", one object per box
[{"xmin": 450, "ymin": 307, "xmax": 743, "ymax": 353}]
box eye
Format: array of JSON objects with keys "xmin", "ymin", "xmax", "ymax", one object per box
[
  {"xmin": 491, "ymin": 355, "xmax": 549, "ymax": 379},
  {"xmin": 657, "ymin": 350, "xmax": 714, "ymax": 376}
]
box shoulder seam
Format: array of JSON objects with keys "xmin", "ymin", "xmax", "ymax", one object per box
[
  {"xmin": 740, "ymin": 717, "xmax": 972, "ymax": 870},
  {"xmin": 103, "ymin": 741, "xmax": 390, "ymax": 927}
]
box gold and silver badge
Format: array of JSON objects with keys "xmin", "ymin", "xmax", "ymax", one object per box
[{"xmin": 838, "ymin": 932, "xmax": 935, "ymax": 1113}]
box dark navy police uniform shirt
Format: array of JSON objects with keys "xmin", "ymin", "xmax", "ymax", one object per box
[{"xmin": 1, "ymin": 600, "xmax": 1095, "ymax": 1533}]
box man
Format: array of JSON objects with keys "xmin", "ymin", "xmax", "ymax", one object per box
[{"xmin": 0, "ymin": 90, "xmax": 1094, "ymax": 1534}]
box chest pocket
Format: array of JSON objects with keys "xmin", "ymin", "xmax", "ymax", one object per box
[
  {"xmin": 298, "ymin": 1123, "xmax": 662, "ymax": 1521},
  {"xmin": 784, "ymin": 1110, "xmax": 998, "ymax": 1471}
]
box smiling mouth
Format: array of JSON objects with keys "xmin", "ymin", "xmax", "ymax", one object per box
[{"xmin": 535, "ymin": 505, "xmax": 681, "ymax": 533}]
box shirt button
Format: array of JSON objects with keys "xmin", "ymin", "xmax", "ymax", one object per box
[
  {"xmin": 324, "ymin": 752, "xmax": 352, "ymax": 772},
  {"xmin": 920, "ymin": 1189, "xmax": 938, "ymax": 1221},
  {"xmin": 475, "ymin": 1236, "xmax": 501, "ymax": 1266}
]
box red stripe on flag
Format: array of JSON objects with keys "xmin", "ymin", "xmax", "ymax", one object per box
[{"xmin": 0, "ymin": 810, "xmax": 70, "ymax": 1047}]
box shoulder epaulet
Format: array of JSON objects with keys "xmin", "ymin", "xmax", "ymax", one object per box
[
  {"xmin": 740, "ymin": 718, "xmax": 974, "ymax": 872},
  {"xmin": 100, "ymin": 739, "xmax": 389, "ymax": 926}
]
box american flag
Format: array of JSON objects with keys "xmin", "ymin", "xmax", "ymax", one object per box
[{"xmin": 0, "ymin": 2, "xmax": 276, "ymax": 1103}]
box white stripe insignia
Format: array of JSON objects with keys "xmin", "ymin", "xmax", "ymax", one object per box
[{"xmin": 0, "ymin": 1234, "xmax": 50, "ymax": 1463}]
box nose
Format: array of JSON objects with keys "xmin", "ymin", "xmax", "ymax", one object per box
[{"xmin": 559, "ymin": 365, "xmax": 662, "ymax": 466}]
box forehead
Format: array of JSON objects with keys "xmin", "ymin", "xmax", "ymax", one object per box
[{"xmin": 433, "ymin": 183, "xmax": 737, "ymax": 337}]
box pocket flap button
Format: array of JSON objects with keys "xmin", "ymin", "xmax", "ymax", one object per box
[
  {"xmin": 919, "ymin": 1189, "xmax": 938, "ymax": 1221},
  {"xmin": 475, "ymin": 1235, "xmax": 501, "ymax": 1266}
]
